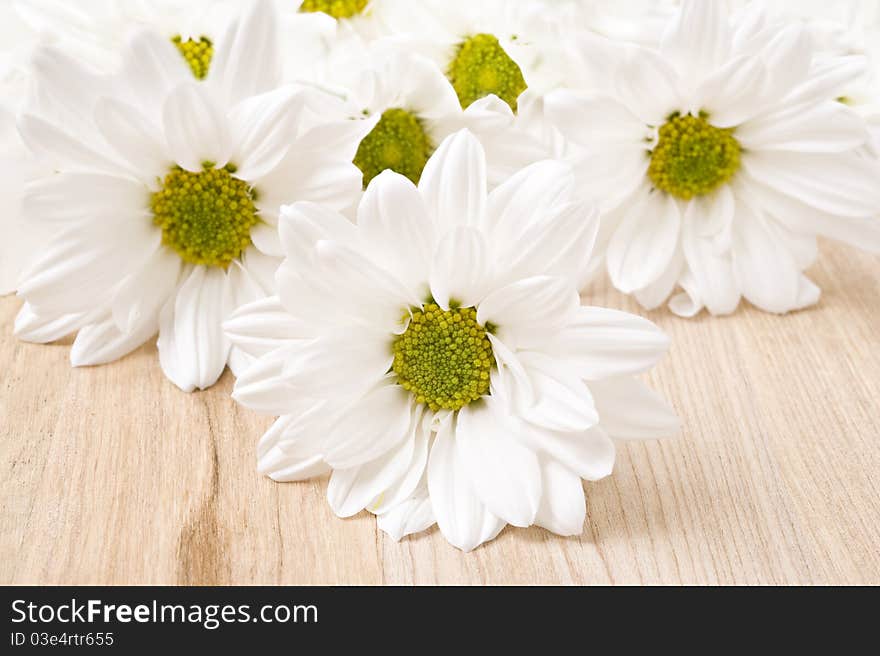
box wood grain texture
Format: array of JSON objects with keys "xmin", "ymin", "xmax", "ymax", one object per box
[{"xmin": 2, "ymin": 241, "xmax": 879, "ymax": 585}]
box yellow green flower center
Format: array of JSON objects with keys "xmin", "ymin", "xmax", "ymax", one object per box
[
  {"xmin": 172, "ymin": 35, "xmax": 213, "ymax": 80},
  {"xmin": 648, "ymin": 112, "xmax": 741, "ymax": 200},
  {"xmin": 151, "ymin": 163, "xmax": 260, "ymax": 268},
  {"xmin": 392, "ymin": 303, "xmax": 494, "ymax": 412},
  {"xmin": 447, "ymin": 33, "xmax": 527, "ymax": 111},
  {"xmin": 299, "ymin": 0, "xmax": 368, "ymax": 19},
  {"xmin": 354, "ymin": 108, "xmax": 434, "ymax": 187}
]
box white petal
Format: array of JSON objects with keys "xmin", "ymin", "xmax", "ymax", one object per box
[
  {"xmin": 731, "ymin": 206, "xmax": 801, "ymax": 314},
  {"xmin": 208, "ymin": 0, "xmax": 281, "ymax": 105},
  {"xmin": 224, "ymin": 296, "xmax": 307, "ymax": 359},
  {"xmin": 633, "ymin": 245, "xmax": 684, "ymax": 311},
  {"xmin": 93, "ymin": 98, "xmax": 169, "ymax": 178},
  {"xmin": 544, "ymin": 306, "xmax": 670, "ymax": 380},
  {"xmin": 157, "ymin": 266, "xmax": 232, "ymax": 392},
  {"xmin": 456, "ymin": 398, "xmax": 541, "ymax": 527},
  {"xmin": 278, "ymin": 240, "xmax": 418, "ymax": 332},
  {"xmin": 737, "ymin": 102, "xmax": 867, "ymax": 153},
  {"xmin": 162, "ymin": 83, "xmax": 230, "ymax": 173},
  {"xmin": 121, "ymin": 30, "xmax": 190, "ymax": 109},
  {"xmin": 328, "ymin": 427, "xmax": 417, "ymax": 518},
  {"xmin": 486, "ymin": 159, "xmax": 600, "ymax": 285},
  {"xmin": 487, "ymin": 333, "xmax": 534, "ymax": 409},
  {"xmin": 358, "ymin": 170, "xmax": 434, "ymax": 290},
  {"xmin": 261, "ymin": 152, "xmax": 363, "ymax": 214},
  {"xmin": 240, "ymin": 246, "xmax": 280, "ymax": 293},
  {"xmin": 681, "ymin": 199, "xmax": 740, "ymax": 315},
  {"xmin": 22, "ymin": 173, "xmax": 151, "ymax": 227},
  {"xmin": 232, "ymin": 345, "xmax": 309, "ymax": 416},
  {"xmin": 543, "ymin": 90, "xmax": 645, "ymax": 147},
  {"xmin": 742, "ymin": 151, "xmax": 880, "ymax": 218},
  {"xmin": 669, "ymin": 271, "xmax": 703, "ymax": 318},
  {"xmin": 229, "ymin": 87, "xmax": 305, "ymax": 180},
  {"xmin": 281, "ymin": 333, "xmax": 393, "ymax": 401},
  {"xmin": 376, "ymin": 484, "xmax": 436, "ymax": 542},
  {"xmin": 278, "ymin": 201, "xmax": 357, "ymax": 260},
  {"xmin": 395, "ymin": 54, "xmax": 463, "ymax": 119},
  {"xmin": 607, "ymin": 188, "xmax": 681, "ymax": 294},
  {"xmin": 111, "ymin": 248, "xmax": 181, "ymax": 335},
  {"xmin": 518, "ymin": 352, "xmax": 598, "ymax": 433},
  {"xmin": 322, "ymin": 382, "xmax": 413, "ymax": 470},
  {"xmin": 534, "ymin": 459, "xmax": 587, "ymax": 537},
  {"xmin": 369, "ymin": 414, "xmax": 430, "ymax": 514},
  {"xmin": 14, "ymin": 304, "xmax": 99, "ymax": 344},
  {"xmin": 759, "ymin": 25, "xmax": 812, "ymax": 103},
  {"xmin": 257, "ymin": 414, "xmax": 329, "ymax": 482},
  {"xmin": 782, "ymin": 55, "xmax": 866, "ymax": 108},
  {"xmin": 478, "ymin": 276, "xmax": 579, "ymax": 350},
  {"xmin": 661, "ymin": 0, "xmax": 730, "ymax": 82},
  {"xmin": 570, "ymin": 145, "xmax": 651, "ymax": 213},
  {"xmin": 319, "ymin": 239, "xmax": 419, "ymax": 321},
  {"xmin": 18, "ymin": 114, "xmax": 118, "ymax": 172},
  {"xmin": 249, "ymin": 222, "xmax": 283, "ymax": 257},
  {"xmin": 698, "ymin": 56, "xmax": 767, "ymax": 127},
  {"xmin": 427, "ymin": 418, "xmax": 506, "ymax": 552},
  {"xmin": 429, "ymin": 226, "xmax": 491, "ymax": 310},
  {"xmin": 418, "ymin": 129, "xmax": 487, "ymax": 230},
  {"xmin": 744, "ymin": 176, "xmax": 880, "ymax": 253},
  {"xmin": 69, "ymin": 315, "xmax": 156, "ymax": 367},
  {"xmin": 518, "ymin": 425, "xmax": 616, "ymax": 482},
  {"xmin": 18, "ymin": 224, "xmax": 159, "ymax": 316},
  {"xmin": 589, "ymin": 377, "xmax": 680, "ymax": 441},
  {"xmin": 26, "ymin": 46, "xmax": 110, "ymax": 138},
  {"xmin": 614, "ymin": 48, "xmax": 682, "ymax": 125}
]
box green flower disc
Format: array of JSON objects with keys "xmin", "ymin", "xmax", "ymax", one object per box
[
  {"xmin": 447, "ymin": 33, "xmax": 527, "ymax": 111},
  {"xmin": 648, "ymin": 112, "xmax": 741, "ymax": 200},
  {"xmin": 172, "ymin": 35, "xmax": 213, "ymax": 80},
  {"xmin": 392, "ymin": 303, "xmax": 494, "ymax": 412},
  {"xmin": 354, "ymin": 108, "xmax": 434, "ymax": 187},
  {"xmin": 300, "ymin": 0, "xmax": 368, "ymax": 19},
  {"xmin": 151, "ymin": 163, "xmax": 259, "ymax": 268}
]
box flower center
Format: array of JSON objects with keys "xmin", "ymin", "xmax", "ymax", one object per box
[
  {"xmin": 648, "ymin": 112, "xmax": 741, "ymax": 200},
  {"xmin": 447, "ymin": 33, "xmax": 527, "ymax": 111},
  {"xmin": 172, "ymin": 35, "xmax": 214, "ymax": 80},
  {"xmin": 392, "ymin": 303, "xmax": 494, "ymax": 412},
  {"xmin": 353, "ymin": 108, "xmax": 434, "ymax": 187},
  {"xmin": 299, "ymin": 0, "xmax": 368, "ymax": 19},
  {"xmin": 151, "ymin": 163, "xmax": 260, "ymax": 268}
]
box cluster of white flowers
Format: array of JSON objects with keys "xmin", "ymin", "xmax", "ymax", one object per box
[{"xmin": 1, "ymin": 0, "xmax": 878, "ymax": 551}]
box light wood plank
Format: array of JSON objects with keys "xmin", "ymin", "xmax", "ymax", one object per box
[{"xmin": 2, "ymin": 241, "xmax": 878, "ymax": 584}]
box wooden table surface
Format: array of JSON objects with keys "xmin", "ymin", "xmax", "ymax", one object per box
[{"xmin": 1, "ymin": 241, "xmax": 878, "ymax": 585}]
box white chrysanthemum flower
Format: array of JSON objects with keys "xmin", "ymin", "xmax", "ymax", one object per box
[
  {"xmin": 225, "ymin": 129, "xmax": 679, "ymax": 552},
  {"xmin": 13, "ymin": 0, "xmax": 240, "ymax": 74},
  {"xmin": 546, "ymin": 0, "xmax": 880, "ymax": 317},
  {"xmin": 323, "ymin": 44, "xmax": 552, "ymax": 189},
  {"xmin": 13, "ymin": 0, "xmax": 365, "ymax": 391},
  {"xmin": 378, "ymin": 0, "xmax": 570, "ymax": 107}
]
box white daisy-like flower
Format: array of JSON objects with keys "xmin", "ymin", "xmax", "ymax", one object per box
[
  {"xmin": 546, "ymin": 0, "xmax": 880, "ymax": 316},
  {"xmin": 323, "ymin": 43, "xmax": 552, "ymax": 189},
  {"xmin": 13, "ymin": 0, "xmax": 366, "ymax": 391},
  {"xmin": 379, "ymin": 0, "xmax": 569, "ymax": 109},
  {"xmin": 13, "ymin": 0, "xmax": 240, "ymax": 75},
  {"xmin": 225, "ymin": 129, "xmax": 679, "ymax": 551}
]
